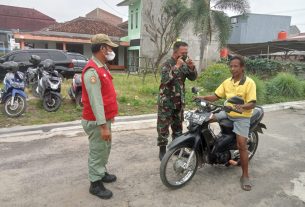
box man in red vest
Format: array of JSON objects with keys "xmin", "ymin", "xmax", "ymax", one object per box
[{"xmin": 81, "ymin": 34, "xmax": 118, "ymax": 199}]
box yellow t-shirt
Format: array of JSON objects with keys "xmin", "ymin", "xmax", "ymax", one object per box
[{"xmin": 215, "ymin": 76, "xmax": 256, "ymax": 118}]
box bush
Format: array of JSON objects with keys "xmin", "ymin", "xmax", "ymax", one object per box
[
  {"xmin": 248, "ymin": 75, "xmax": 266, "ymax": 104},
  {"xmin": 198, "ymin": 63, "xmax": 231, "ymax": 92},
  {"xmin": 266, "ymin": 73, "xmax": 303, "ymax": 99}
]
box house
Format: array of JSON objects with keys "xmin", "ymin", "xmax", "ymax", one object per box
[
  {"xmin": 0, "ymin": 4, "xmax": 56, "ymax": 54},
  {"xmin": 7, "ymin": 7, "xmax": 129, "ymax": 70},
  {"xmin": 86, "ymin": 8, "xmax": 123, "ymax": 25},
  {"xmin": 228, "ymin": 13, "xmax": 292, "ymax": 44},
  {"xmin": 117, "ymin": 0, "xmax": 219, "ymax": 71}
]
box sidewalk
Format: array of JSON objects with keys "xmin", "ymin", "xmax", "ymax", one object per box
[{"xmin": 1, "ymin": 100, "xmax": 305, "ymax": 141}]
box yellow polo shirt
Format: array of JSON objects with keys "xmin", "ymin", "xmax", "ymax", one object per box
[{"xmin": 215, "ymin": 76, "xmax": 256, "ymax": 118}]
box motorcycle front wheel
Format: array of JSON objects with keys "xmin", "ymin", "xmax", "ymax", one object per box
[
  {"xmin": 3, "ymin": 95, "xmax": 27, "ymax": 117},
  {"xmin": 160, "ymin": 145, "xmax": 198, "ymax": 189},
  {"xmin": 43, "ymin": 93, "xmax": 61, "ymax": 112}
]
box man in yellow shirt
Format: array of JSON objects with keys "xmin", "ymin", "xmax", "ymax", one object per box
[{"xmin": 198, "ymin": 56, "xmax": 256, "ymax": 191}]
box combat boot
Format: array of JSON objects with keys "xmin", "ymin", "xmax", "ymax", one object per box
[
  {"xmin": 101, "ymin": 172, "xmax": 117, "ymax": 183},
  {"xmin": 89, "ymin": 180, "xmax": 113, "ymax": 199},
  {"xmin": 159, "ymin": 145, "xmax": 166, "ymax": 161}
]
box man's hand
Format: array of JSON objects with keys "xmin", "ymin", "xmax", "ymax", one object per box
[
  {"xmin": 186, "ymin": 58, "xmax": 195, "ymax": 70},
  {"xmin": 234, "ymin": 104, "xmax": 245, "ymax": 112},
  {"xmin": 100, "ymin": 124, "xmax": 111, "ymax": 141},
  {"xmin": 175, "ymin": 57, "xmax": 184, "ymax": 69}
]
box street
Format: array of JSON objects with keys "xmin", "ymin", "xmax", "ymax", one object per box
[{"xmin": 1, "ymin": 109, "xmax": 305, "ymax": 207}]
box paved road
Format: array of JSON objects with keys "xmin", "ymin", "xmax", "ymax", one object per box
[{"xmin": 1, "ymin": 109, "xmax": 305, "ymax": 207}]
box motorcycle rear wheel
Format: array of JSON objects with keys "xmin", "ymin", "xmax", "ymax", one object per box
[
  {"xmin": 75, "ymin": 93, "xmax": 83, "ymax": 107},
  {"xmin": 160, "ymin": 145, "xmax": 198, "ymax": 189},
  {"xmin": 3, "ymin": 95, "xmax": 27, "ymax": 117}
]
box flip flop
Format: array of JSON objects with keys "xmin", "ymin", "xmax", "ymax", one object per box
[{"xmin": 240, "ymin": 176, "xmax": 252, "ymax": 191}]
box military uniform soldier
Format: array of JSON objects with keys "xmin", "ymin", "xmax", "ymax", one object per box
[
  {"xmin": 157, "ymin": 41, "xmax": 197, "ymax": 160},
  {"xmin": 81, "ymin": 34, "xmax": 118, "ymax": 199}
]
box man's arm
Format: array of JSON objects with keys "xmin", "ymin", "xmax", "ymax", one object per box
[
  {"xmin": 181, "ymin": 59, "xmax": 197, "ymax": 81},
  {"xmin": 197, "ymin": 94, "xmax": 220, "ymax": 102}
]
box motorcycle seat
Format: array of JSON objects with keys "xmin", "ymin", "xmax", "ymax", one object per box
[{"xmin": 219, "ymin": 107, "xmax": 264, "ymax": 129}]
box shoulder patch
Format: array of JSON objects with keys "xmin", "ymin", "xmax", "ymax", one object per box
[{"xmin": 90, "ymin": 76, "xmax": 97, "ymax": 84}]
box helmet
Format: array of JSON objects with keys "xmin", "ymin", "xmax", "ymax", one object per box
[
  {"xmin": 2, "ymin": 61, "xmax": 19, "ymax": 73},
  {"xmin": 42, "ymin": 59, "xmax": 55, "ymax": 72},
  {"xmin": 29, "ymin": 55, "xmax": 41, "ymax": 66}
]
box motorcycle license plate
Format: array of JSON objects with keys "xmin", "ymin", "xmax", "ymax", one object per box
[{"xmin": 185, "ymin": 111, "xmax": 206, "ymax": 125}]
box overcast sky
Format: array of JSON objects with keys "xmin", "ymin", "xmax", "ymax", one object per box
[{"xmin": 1, "ymin": 0, "xmax": 305, "ymax": 32}]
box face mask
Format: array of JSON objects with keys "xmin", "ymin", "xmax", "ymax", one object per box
[{"xmin": 106, "ymin": 51, "xmax": 116, "ymax": 61}]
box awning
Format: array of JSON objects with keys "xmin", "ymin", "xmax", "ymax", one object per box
[{"xmin": 228, "ymin": 39, "xmax": 305, "ymax": 56}]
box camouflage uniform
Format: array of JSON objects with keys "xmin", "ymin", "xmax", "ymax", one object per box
[{"xmin": 157, "ymin": 57, "xmax": 197, "ymax": 146}]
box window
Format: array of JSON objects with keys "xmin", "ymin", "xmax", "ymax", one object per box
[
  {"xmin": 8, "ymin": 52, "xmax": 30, "ymax": 62},
  {"xmin": 135, "ymin": 9, "xmax": 138, "ymax": 29},
  {"xmin": 131, "ymin": 10, "xmax": 134, "ymax": 30},
  {"xmin": 231, "ymin": 17, "xmax": 238, "ymax": 24},
  {"xmin": 29, "ymin": 52, "xmax": 50, "ymax": 61},
  {"xmin": 49, "ymin": 51, "xmax": 67, "ymax": 61}
]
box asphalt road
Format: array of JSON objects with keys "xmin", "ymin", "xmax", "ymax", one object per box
[{"xmin": 0, "ymin": 109, "xmax": 305, "ymax": 207}]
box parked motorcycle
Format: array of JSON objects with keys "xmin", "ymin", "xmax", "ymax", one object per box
[
  {"xmin": 36, "ymin": 59, "xmax": 62, "ymax": 112},
  {"xmin": 160, "ymin": 87, "xmax": 266, "ymax": 189},
  {"xmin": 0, "ymin": 61, "xmax": 27, "ymax": 117},
  {"xmin": 68, "ymin": 73, "xmax": 83, "ymax": 107},
  {"xmin": 25, "ymin": 55, "xmax": 41, "ymax": 97}
]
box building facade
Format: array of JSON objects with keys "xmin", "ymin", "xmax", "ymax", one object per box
[
  {"xmin": 118, "ymin": 0, "xmax": 219, "ymax": 71},
  {"xmin": 228, "ymin": 13, "xmax": 292, "ymax": 44}
]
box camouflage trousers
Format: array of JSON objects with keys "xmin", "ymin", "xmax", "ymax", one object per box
[{"xmin": 157, "ymin": 105, "xmax": 184, "ymax": 146}]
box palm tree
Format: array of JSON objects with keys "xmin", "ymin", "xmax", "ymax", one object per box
[{"xmin": 190, "ymin": 0, "xmax": 250, "ymax": 70}]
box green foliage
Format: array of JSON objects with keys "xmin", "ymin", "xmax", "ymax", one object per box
[
  {"xmin": 198, "ymin": 63, "xmax": 231, "ymax": 92},
  {"xmin": 245, "ymin": 58, "xmax": 305, "ymax": 78},
  {"xmin": 248, "ymin": 74, "xmax": 266, "ymax": 104},
  {"xmin": 266, "ymin": 73, "xmax": 303, "ymax": 100}
]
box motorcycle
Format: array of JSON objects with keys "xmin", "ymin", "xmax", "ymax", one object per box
[
  {"xmin": 160, "ymin": 87, "xmax": 266, "ymax": 189},
  {"xmin": 68, "ymin": 73, "xmax": 83, "ymax": 107},
  {"xmin": 25, "ymin": 55, "xmax": 41, "ymax": 97},
  {"xmin": 36, "ymin": 59, "xmax": 62, "ymax": 112},
  {"xmin": 0, "ymin": 61, "xmax": 27, "ymax": 117}
]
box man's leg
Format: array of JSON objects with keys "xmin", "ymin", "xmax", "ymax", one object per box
[
  {"xmin": 81, "ymin": 120, "xmax": 113, "ymax": 199},
  {"xmin": 232, "ymin": 118, "xmax": 252, "ymax": 191},
  {"xmin": 157, "ymin": 106, "xmax": 172, "ymax": 160},
  {"xmin": 171, "ymin": 108, "xmax": 183, "ymax": 140}
]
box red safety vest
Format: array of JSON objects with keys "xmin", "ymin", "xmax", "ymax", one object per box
[{"xmin": 82, "ymin": 59, "xmax": 118, "ymax": 121}]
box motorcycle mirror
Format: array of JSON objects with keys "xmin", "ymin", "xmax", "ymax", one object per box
[
  {"xmin": 227, "ymin": 96, "xmax": 244, "ymax": 105},
  {"xmin": 191, "ymin": 87, "xmax": 199, "ymax": 94}
]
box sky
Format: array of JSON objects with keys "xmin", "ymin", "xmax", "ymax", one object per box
[{"xmin": 1, "ymin": 0, "xmax": 305, "ymax": 32}]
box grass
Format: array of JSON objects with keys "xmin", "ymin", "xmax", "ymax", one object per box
[
  {"xmin": 1, "ymin": 72, "xmax": 304, "ymax": 128},
  {"xmin": 1, "ymin": 74, "xmax": 193, "ymax": 127}
]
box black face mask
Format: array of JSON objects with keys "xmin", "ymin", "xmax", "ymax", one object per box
[{"xmin": 181, "ymin": 54, "xmax": 188, "ymax": 62}]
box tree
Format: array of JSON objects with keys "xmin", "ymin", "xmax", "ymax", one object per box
[
  {"xmin": 190, "ymin": 0, "xmax": 249, "ymax": 70},
  {"xmin": 144, "ymin": 0, "xmax": 191, "ymax": 69}
]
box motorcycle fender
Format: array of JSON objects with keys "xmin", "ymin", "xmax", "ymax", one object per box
[
  {"xmin": 50, "ymin": 91, "xmax": 62, "ymax": 99},
  {"xmin": 12, "ymin": 89, "xmax": 27, "ymax": 98},
  {"xmin": 255, "ymin": 123, "xmax": 267, "ymax": 134},
  {"xmin": 167, "ymin": 132, "xmax": 198, "ymax": 151}
]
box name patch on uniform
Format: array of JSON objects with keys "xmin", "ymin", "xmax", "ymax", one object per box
[{"xmin": 90, "ymin": 76, "xmax": 97, "ymax": 84}]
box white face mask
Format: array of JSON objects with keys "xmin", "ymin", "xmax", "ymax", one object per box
[{"xmin": 106, "ymin": 51, "xmax": 116, "ymax": 61}]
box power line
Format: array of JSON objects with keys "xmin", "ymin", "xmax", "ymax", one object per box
[{"xmin": 101, "ymin": 0, "xmax": 128, "ymax": 18}]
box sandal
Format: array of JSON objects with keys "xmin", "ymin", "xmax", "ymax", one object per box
[{"xmin": 240, "ymin": 176, "xmax": 252, "ymax": 191}]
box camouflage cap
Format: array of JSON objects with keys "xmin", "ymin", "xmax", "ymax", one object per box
[{"xmin": 91, "ymin": 34, "xmax": 118, "ymax": 47}]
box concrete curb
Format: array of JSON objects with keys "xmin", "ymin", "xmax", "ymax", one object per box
[{"xmin": 1, "ymin": 100, "xmax": 305, "ymax": 141}]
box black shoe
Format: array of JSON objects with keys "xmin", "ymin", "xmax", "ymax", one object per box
[
  {"xmin": 159, "ymin": 146, "xmax": 166, "ymax": 161},
  {"xmin": 89, "ymin": 180, "xmax": 113, "ymax": 199},
  {"xmin": 101, "ymin": 172, "xmax": 117, "ymax": 183}
]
